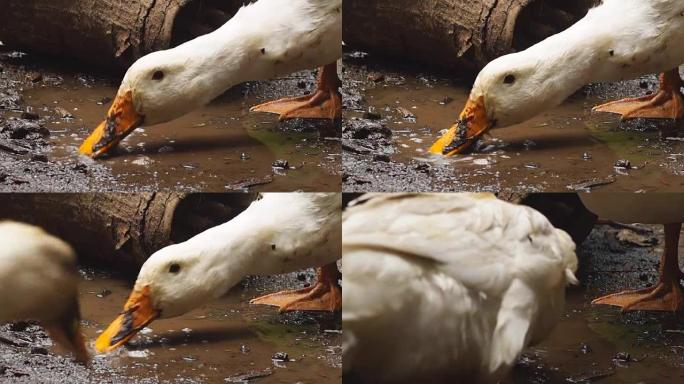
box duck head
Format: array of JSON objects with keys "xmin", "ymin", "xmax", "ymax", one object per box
[
  {"xmin": 79, "ymin": 49, "xmax": 215, "ymax": 158},
  {"xmin": 95, "ymin": 242, "xmax": 227, "ymax": 352},
  {"xmin": 430, "ymin": 50, "xmax": 572, "ymax": 156}
]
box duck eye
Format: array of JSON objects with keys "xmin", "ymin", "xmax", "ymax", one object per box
[
  {"xmin": 169, "ymin": 263, "xmax": 181, "ymax": 274},
  {"xmin": 503, "ymin": 74, "xmax": 516, "ymax": 85},
  {"xmin": 152, "ymin": 70, "xmax": 165, "ymax": 81}
]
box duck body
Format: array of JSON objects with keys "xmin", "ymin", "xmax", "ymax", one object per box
[
  {"xmin": 342, "ymin": 193, "xmax": 577, "ymax": 383},
  {"xmin": 96, "ymin": 192, "xmax": 341, "ymax": 352},
  {"xmin": 80, "ymin": 0, "xmax": 342, "ymax": 157},
  {"xmin": 0, "ymin": 221, "xmax": 88, "ymax": 363},
  {"xmin": 431, "ymin": 0, "xmax": 684, "ymax": 156}
]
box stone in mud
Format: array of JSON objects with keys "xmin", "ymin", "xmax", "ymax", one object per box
[
  {"xmin": 20, "ymin": 111, "xmax": 39, "ymax": 120},
  {"xmin": 367, "ymin": 73, "xmax": 385, "ymax": 83},
  {"xmin": 373, "ymin": 154, "xmax": 390, "ymax": 162},
  {"xmin": 614, "ymin": 159, "xmax": 631, "ymax": 169},
  {"xmin": 2, "ymin": 118, "xmax": 49, "ymax": 140},
  {"xmin": 226, "ymin": 369, "xmax": 273, "ymax": 383},
  {"xmin": 54, "ymin": 107, "xmax": 74, "ymax": 119},
  {"xmin": 26, "ymin": 72, "xmax": 43, "ymax": 83},
  {"xmin": 439, "ymin": 96, "xmax": 454, "ymax": 105},
  {"xmin": 30, "ymin": 154, "xmax": 48, "ymax": 162},
  {"xmin": 272, "ymin": 352, "xmax": 289, "ymax": 361},
  {"xmin": 362, "ymin": 110, "xmax": 382, "ymax": 120},
  {"xmin": 349, "ymin": 122, "xmax": 392, "ymax": 140},
  {"xmin": 272, "ymin": 159, "xmax": 289, "ymax": 169},
  {"xmin": 396, "ymin": 106, "xmax": 415, "ymax": 119}
]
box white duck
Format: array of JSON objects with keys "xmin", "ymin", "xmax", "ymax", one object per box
[
  {"xmin": 80, "ymin": 0, "xmax": 342, "ymax": 158},
  {"xmin": 580, "ymin": 194, "xmax": 684, "ymax": 311},
  {"xmin": 95, "ymin": 192, "xmax": 341, "ymax": 353},
  {"xmin": 0, "ymin": 221, "xmax": 89, "ymax": 364},
  {"xmin": 431, "ymin": 0, "xmax": 684, "ymax": 156},
  {"xmin": 342, "ymin": 193, "xmax": 577, "ymax": 383}
]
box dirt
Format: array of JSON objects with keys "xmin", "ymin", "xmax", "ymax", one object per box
[
  {"xmin": 0, "ymin": 46, "xmax": 340, "ymax": 192},
  {"xmin": 0, "ymin": 268, "xmax": 342, "ymax": 384},
  {"xmin": 509, "ymin": 224, "xmax": 684, "ymax": 384},
  {"xmin": 342, "ymin": 51, "xmax": 684, "ymax": 193}
]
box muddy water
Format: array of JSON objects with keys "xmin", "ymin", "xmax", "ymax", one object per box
[
  {"xmin": 344, "ymin": 58, "xmax": 684, "ymax": 192},
  {"xmin": 22, "ymin": 75, "xmax": 340, "ymax": 192},
  {"xmin": 510, "ymin": 225, "xmax": 684, "ymax": 384},
  {"xmin": 71, "ymin": 272, "xmax": 341, "ymax": 383}
]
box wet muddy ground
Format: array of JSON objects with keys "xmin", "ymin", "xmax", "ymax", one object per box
[
  {"xmin": 343, "ymin": 52, "xmax": 684, "ymax": 193},
  {"xmin": 509, "ymin": 224, "xmax": 684, "ymax": 384},
  {"xmin": 0, "ymin": 268, "xmax": 342, "ymax": 384},
  {"xmin": 0, "ymin": 46, "xmax": 340, "ymax": 192}
]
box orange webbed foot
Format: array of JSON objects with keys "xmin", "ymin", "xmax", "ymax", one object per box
[
  {"xmin": 593, "ymin": 68, "xmax": 684, "ymax": 121},
  {"xmin": 592, "ymin": 280, "xmax": 684, "ymax": 312}
]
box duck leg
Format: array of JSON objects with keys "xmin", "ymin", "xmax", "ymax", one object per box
[
  {"xmin": 250, "ymin": 62, "xmax": 341, "ymax": 121},
  {"xmin": 593, "ymin": 68, "xmax": 684, "ymax": 120},
  {"xmin": 250, "ymin": 263, "xmax": 341, "ymax": 312},
  {"xmin": 592, "ymin": 223, "xmax": 684, "ymax": 312}
]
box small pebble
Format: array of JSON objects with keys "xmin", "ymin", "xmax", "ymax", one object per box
[
  {"xmin": 96, "ymin": 289, "xmax": 112, "ymax": 298},
  {"xmin": 272, "ymin": 352, "xmax": 289, "ymax": 362},
  {"xmin": 373, "ymin": 154, "xmax": 390, "ymax": 162},
  {"xmin": 614, "ymin": 159, "xmax": 631, "ymax": 169},
  {"xmin": 439, "ymin": 96, "xmax": 454, "ymax": 105},
  {"xmin": 579, "ymin": 343, "xmax": 592, "ymax": 354},
  {"xmin": 20, "ymin": 111, "xmax": 39, "ymax": 120},
  {"xmin": 31, "ymin": 347, "xmax": 48, "ymax": 355},
  {"xmin": 272, "ymin": 159, "xmax": 289, "ymax": 169}
]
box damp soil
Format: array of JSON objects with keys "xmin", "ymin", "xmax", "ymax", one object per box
[
  {"xmin": 0, "ymin": 269, "xmax": 342, "ymax": 384},
  {"xmin": 509, "ymin": 224, "xmax": 684, "ymax": 384},
  {"xmin": 0, "ymin": 47, "xmax": 340, "ymax": 192},
  {"xmin": 343, "ymin": 52, "xmax": 684, "ymax": 193}
]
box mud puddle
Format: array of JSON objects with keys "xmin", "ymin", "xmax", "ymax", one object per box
[
  {"xmin": 19, "ymin": 74, "xmax": 339, "ymax": 192},
  {"xmin": 82, "ymin": 272, "xmax": 341, "ymax": 383},
  {"xmin": 0, "ymin": 269, "xmax": 341, "ymax": 383},
  {"xmin": 510, "ymin": 225, "xmax": 684, "ymax": 383},
  {"xmin": 343, "ymin": 53, "xmax": 684, "ymax": 192}
]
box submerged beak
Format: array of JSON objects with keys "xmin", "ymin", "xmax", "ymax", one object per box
[
  {"xmin": 429, "ymin": 96, "xmax": 492, "ymax": 156},
  {"xmin": 44, "ymin": 298, "xmax": 90, "ymax": 365},
  {"xmin": 79, "ymin": 90, "xmax": 144, "ymax": 158},
  {"xmin": 95, "ymin": 285, "xmax": 159, "ymax": 353}
]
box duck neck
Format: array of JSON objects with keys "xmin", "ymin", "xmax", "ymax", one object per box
[
  {"xmin": 523, "ymin": 22, "xmax": 607, "ymax": 106},
  {"xmin": 174, "ymin": 10, "xmax": 277, "ymax": 107}
]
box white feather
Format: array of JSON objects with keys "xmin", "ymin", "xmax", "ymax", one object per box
[
  {"xmin": 134, "ymin": 193, "xmax": 341, "ymax": 318},
  {"xmin": 470, "ymin": 0, "xmax": 684, "ymax": 128},
  {"xmin": 342, "ymin": 193, "xmax": 577, "ymax": 383}
]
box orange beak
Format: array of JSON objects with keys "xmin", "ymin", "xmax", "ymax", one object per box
[
  {"xmin": 79, "ymin": 90, "xmax": 144, "ymax": 158},
  {"xmin": 95, "ymin": 285, "xmax": 159, "ymax": 353},
  {"xmin": 429, "ymin": 96, "xmax": 492, "ymax": 156}
]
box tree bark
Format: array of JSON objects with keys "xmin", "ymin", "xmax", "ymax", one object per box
[
  {"xmin": 0, "ymin": 0, "xmax": 246, "ymax": 70},
  {"xmin": 0, "ymin": 193, "xmax": 255, "ymax": 270},
  {"xmin": 343, "ymin": 0, "xmax": 597, "ymax": 71}
]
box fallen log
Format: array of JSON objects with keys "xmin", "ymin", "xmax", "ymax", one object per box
[
  {"xmin": 0, "ymin": 0, "xmax": 247, "ymax": 69},
  {"xmin": 0, "ymin": 193, "xmax": 255, "ymax": 270},
  {"xmin": 343, "ymin": 0, "xmax": 597, "ymax": 71}
]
